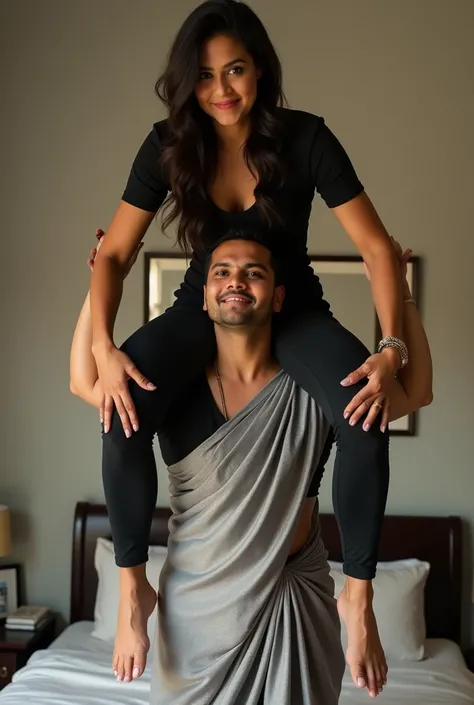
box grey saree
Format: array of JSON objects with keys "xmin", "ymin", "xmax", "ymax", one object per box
[{"xmin": 151, "ymin": 370, "xmax": 345, "ymax": 704}]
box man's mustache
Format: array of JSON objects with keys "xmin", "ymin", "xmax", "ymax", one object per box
[{"xmin": 217, "ymin": 290, "xmax": 255, "ymax": 304}]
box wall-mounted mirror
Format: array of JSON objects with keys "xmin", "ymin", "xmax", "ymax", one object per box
[{"xmin": 144, "ymin": 252, "xmax": 419, "ymax": 435}]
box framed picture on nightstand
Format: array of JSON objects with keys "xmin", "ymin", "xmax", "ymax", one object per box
[{"xmin": 0, "ymin": 565, "xmax": 20, "ymax": 618}]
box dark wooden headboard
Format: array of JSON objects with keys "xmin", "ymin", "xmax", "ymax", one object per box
[{"xmin": 70, "ymin": 502, "xmax": 463, "ymax": 644}]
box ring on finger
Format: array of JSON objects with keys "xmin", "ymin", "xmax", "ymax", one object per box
[{"xmin": 372, "ymin": 400, "xmax": 383, "ymax": 409}]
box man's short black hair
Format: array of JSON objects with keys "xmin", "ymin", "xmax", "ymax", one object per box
[{"xmin": 204, "ymin": 228, "xmax": 283, "ymax": 285}]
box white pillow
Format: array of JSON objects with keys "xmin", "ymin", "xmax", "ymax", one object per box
[
  {"xmin": 329, "ymin": 558, "xmax": 430, "ymax": 661},
  {"xmin": 92, "ymin": 537, "xmax": 168, "ymax": 643}
]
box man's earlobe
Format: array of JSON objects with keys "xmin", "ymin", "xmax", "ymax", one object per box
[
  {"xmin": 273, "ymin": 285, "xmax": 285, "ymax": 312},
  {"xmin": 203, "ymin": 286, "xmax": 207, "ymax": 311}
]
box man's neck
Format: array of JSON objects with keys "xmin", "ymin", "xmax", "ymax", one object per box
[{"xmin": 213, "ymin": 325, "xmax": 276, "ymax": 382}]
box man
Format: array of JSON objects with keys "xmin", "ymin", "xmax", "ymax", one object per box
[{"xmin": 70, "ymin": 229, "xmax": 432, "ymax": 704}]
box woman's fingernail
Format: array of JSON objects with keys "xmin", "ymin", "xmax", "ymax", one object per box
[
  {"xmin": 147, "ymin": 382, "xmax": 156, "ymax": 390},
  {"xmin": 363, "ymin": 423, "xmax": 370, "ymax": 432},
  {"xmin": 381, "ymin": 424, "xmax": 386, "ymax": 433},
  {"xmin": 349, "ymin": 419, "xmax": 356, "ymax": 426},
  {"xmin": 133, "ymin": 424, "xmax": 138, "ymax": 432},
  {"xmin": 104, "ymin": 424, "xmax": 109, "ymax": 433},
  {"xmin": 132, "ymin": 666, "xmax": 140, "ymax": 678},
  {"xmin": 343, "ymin": 411, "xmax": 349, "ymax": 419},
  {"xmin": 357, "ymin": 677, "xmax": 366, "ymax": 688},
  {"xmin": 340, "ymin": 378, "xmax": 349, "ymax": 386},
  {"xmin": 125, "ymin": 429, "xmax": 131, "ymax": 439},
  {"xmin": 113, "ymin": 670, "xmax": 118, "ymax": 677}
]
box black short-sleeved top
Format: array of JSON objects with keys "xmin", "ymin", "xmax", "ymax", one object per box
[
  {"xmin": 121, "ymin": 107, "xmax": 364, "ymax": 310},
  {"xmin": 157, "ymin": 372, "xmax": 333, "ymax": 498}
]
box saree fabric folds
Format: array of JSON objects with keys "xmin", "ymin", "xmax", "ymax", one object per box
[{"xmin": 152, "ymin": 371, "xmax": 345, "ymax": 704}]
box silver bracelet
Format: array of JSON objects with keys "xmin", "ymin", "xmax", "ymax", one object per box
[{"xmin": 378, "ymin": 336, "xmax": 409, "ymax": 368}]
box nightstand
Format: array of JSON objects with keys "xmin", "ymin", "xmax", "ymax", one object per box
[
  {"xmin": 464, "ymin": 648, "xmax": 474, "ymax": 673},
  {"xmin": 0, "ymin": 616, "xmax": 56, "ymax": 690}
]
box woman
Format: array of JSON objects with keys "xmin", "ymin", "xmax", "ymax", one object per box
[
  {"xmin": 71, "ymin": 231, "xmax": 432, "ymax": 699},
  {"xmin": 87, "ymin": 0, "xmax": 416, "ymax": 690}
]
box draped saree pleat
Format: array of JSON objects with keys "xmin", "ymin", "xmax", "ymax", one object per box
[{"xmin": 151, "ymin": 371, "xmax": 345, "ymax": 704}]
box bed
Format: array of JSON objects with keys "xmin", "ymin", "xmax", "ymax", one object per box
[{"xmin": 0, "ymin": 502, "xmax": 473, "ymax": 704}]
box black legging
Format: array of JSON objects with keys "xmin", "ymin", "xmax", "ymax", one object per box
[{"xmin": 102, "ymin": 304, "xmax": 389, "ymax": 580}]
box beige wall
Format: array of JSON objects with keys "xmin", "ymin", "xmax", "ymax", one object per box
[{"xmin": 1, "ymin": 0, "xmax": 473, "ymax": 646}]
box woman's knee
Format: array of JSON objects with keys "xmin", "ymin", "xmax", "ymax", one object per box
[
  {"xmin": 119, "ymin": 309, "xmax": 215, "ymax": 384},
  {"xmin": 334, "ymin": 417, "xmax": 389, "ymax": 458},
  {"xmin": 118, "ymin": 318, "xmax": 163, "ymax": 381},
  {"xmin": 102, "ymin": 412, "xmax": 131, "ymax": 447},
  {"xmin": 102, "ymin": 399, "xmax": 156, "ymax": 448},
  {"xmin": 276, "ymin": 311, "xmax": 372, "ymax": 381}
]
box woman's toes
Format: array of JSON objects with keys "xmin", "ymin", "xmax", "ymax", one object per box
[
  {"xmin": 132, "ymin": 650, "xmax": 147, "ymax": 679},
  {"xmin": 351, "ymin": 664, "xmax": 366, "ymax": 689},
  {"xmin": 116, "ymin": 658, "xmax": 124, "ymax": 682},
  {"xmin": 112, "ymin": 650, "xmax": 120, "ymax": 675},
  {"xmin": 123, "ymin": 656, "xmax": 133, "ymax": 683}
]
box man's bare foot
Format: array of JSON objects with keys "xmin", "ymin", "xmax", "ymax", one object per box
[
  {"xmin": 112, "ymin": 570, "xmax": 157, "ymax": 683},
  {"xmin": 337, "ymin": 581, "xmax": 387, "ymax": 698}
]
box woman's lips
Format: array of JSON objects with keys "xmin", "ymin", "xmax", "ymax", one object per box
[{"xmin": 213, "ymin": 99, "xmax": 240, "ymax": 110}]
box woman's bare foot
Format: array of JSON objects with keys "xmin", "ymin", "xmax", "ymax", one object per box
[
  {"xmin": 337, "ymin": 579, "xmax": 387, "ymax": 698},
  {"xmin": 112, "ymin": 567, "xmax": 157, "ymax": 683}
]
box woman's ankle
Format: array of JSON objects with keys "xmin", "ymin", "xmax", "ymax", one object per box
[
  {"xmin": 119, "ymin": 564, "xmax": 149, "ymax": 593},
  {"xmin": 341, "ymin": 577, "xmax": 374, "ymax": 607}
]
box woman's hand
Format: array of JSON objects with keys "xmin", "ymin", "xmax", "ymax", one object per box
[
  {"xmin": 340, "ymin": 351, "xmax": 396, "ymax": 433},
  {"xmin": 341, "ymin": 237, "xmax": 412, "ymax": 432},
  {"xmin": 89, "ymin": 229, "xmax": 155, "ymax": 436},
  {"xmin": 94, "ymin": 344, "xmax": 156, "ymax": 436}
]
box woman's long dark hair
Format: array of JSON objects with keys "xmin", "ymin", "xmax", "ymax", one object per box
[{"xmin": 155, "ymin": 0, "xmax": 286, "ymax": 252}]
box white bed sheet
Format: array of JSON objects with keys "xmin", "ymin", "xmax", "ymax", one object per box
[
  {"xmin": 0, "ymin": 621, "xmax": 151, "ymax": 705},
  {"xmin": 0, "ymin": 621, "xmax": 473, "ymax": 704},
  {"xmin": 340, "ymin": 638, "xmax": 474, "ymax": 704}
]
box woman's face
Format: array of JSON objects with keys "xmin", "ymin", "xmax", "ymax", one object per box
[{"xmin": 195, "ymin": 33, "xmax": 260, "ymax": 128}]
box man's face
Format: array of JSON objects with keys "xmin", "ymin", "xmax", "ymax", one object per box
[{"xmin": 203, "ymin": 240, "xmax": 285, "ymax": 328}]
